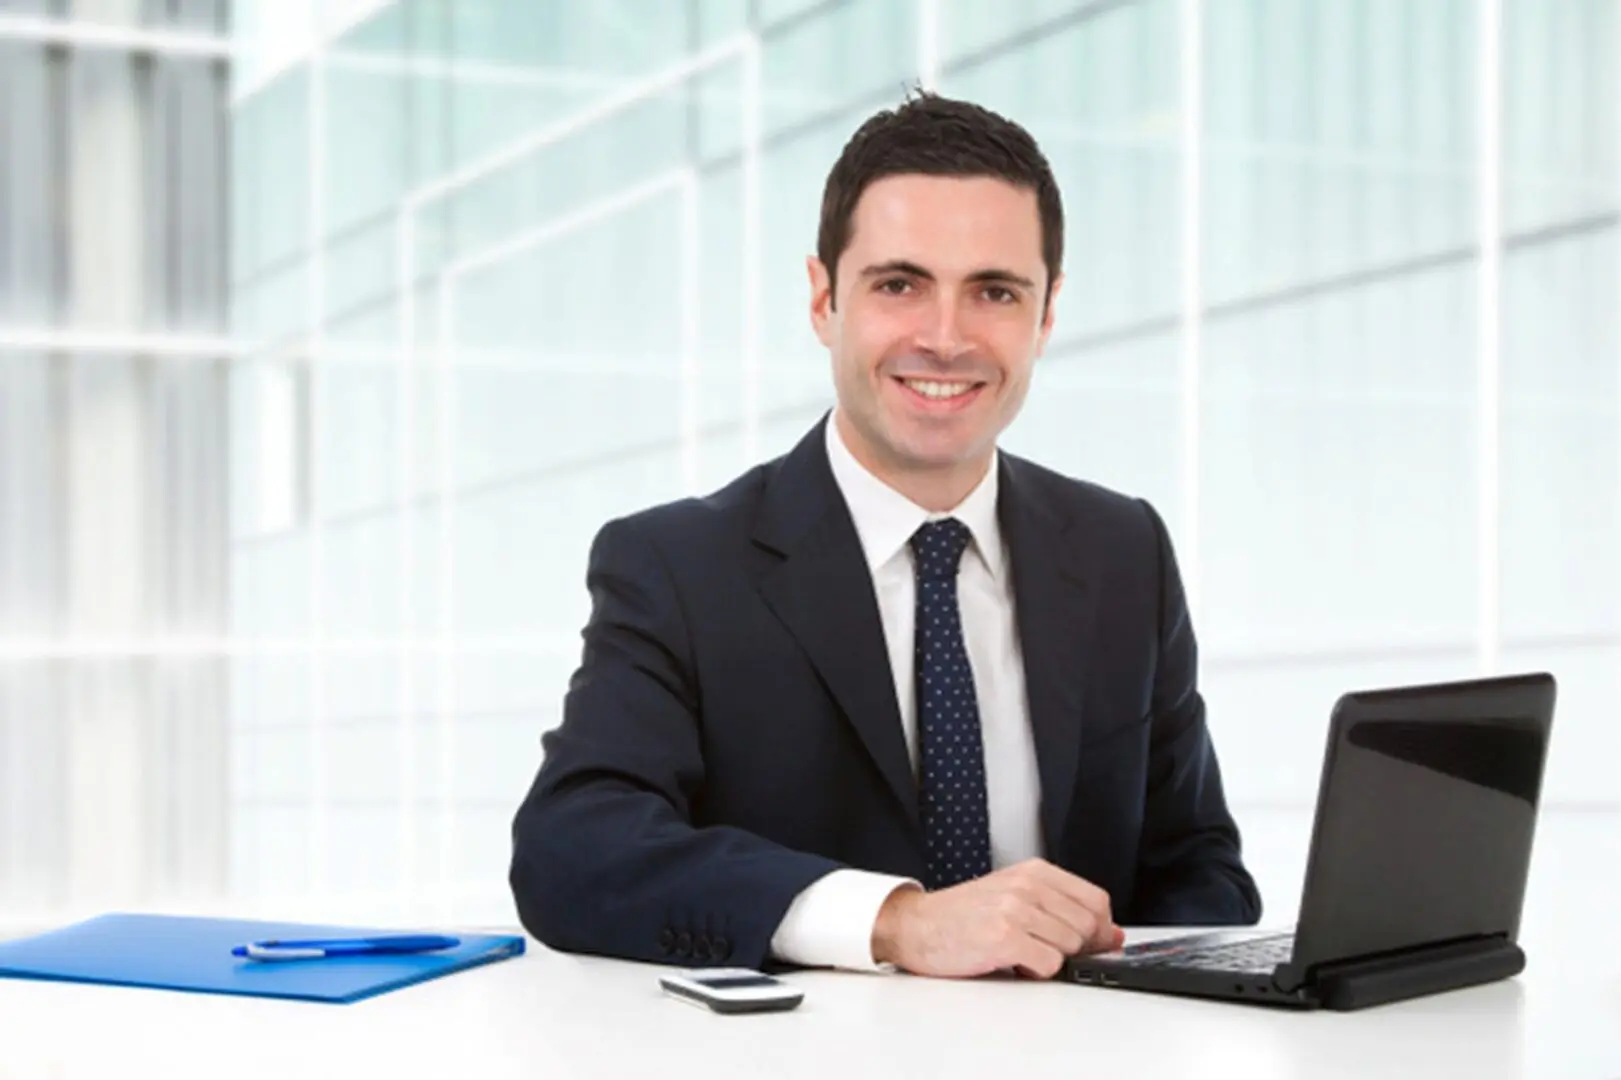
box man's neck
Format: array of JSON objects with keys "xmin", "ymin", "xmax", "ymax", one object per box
[{"xmin": 833, "ymin": 410, "xmax": 992, "ymax": 514}]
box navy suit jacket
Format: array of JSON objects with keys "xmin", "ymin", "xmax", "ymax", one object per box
[{"xmin": 510, "ymin": 416, "xmax": 1260, "ymax": 969}]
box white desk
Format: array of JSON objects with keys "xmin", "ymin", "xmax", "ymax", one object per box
[{"xmin": 3, "ymin": 811, "xmax": 1618, "ymax": 1080}]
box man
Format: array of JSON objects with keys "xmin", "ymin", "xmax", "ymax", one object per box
[{"xmin": 510, "ymin": 91, "xmax": 1260, "ymax": 979}]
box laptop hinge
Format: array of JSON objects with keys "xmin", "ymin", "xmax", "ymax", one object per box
[{"xmin": 1278, "ymin": 934, "xmax": 1522, "ymax": 1011}]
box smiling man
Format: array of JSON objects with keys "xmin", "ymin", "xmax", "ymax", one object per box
[{"xmin": 509, "ymin": 91, "xmax": 1261, "ymax": 978}]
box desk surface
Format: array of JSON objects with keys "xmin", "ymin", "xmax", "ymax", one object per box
[
  {"xmin": 3, "ymin": 813, "xmax": 1619, "ymax": 1080},
  {"xmin": 4, "ymin": 927, "xmax": 1616, "ymax": 1080}
]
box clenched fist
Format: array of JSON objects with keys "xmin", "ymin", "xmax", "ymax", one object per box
[{"xmin": 871, "ymin": 859, "xmax": 1125, "ymax": 978}]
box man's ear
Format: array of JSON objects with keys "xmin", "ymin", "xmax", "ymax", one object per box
[
  {"xmin": 1036, "ymin": 271, "xmax": 1064, "ymax": 354},
  {"xmin": 807, "ymin": 255, "xmax": 836, "ymax": 347}
]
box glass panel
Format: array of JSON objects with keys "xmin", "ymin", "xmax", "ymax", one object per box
[
  {"xmin": 1204, "ymin": 0, "xmax": 1476, "ymax": 306},
  {"xmin": 1003, "ymin": 334, "xmax": 1184, "ymax": 537},
  {"xmin": 1500, "ymin": 0, "xmax": 1620, "ymax": 813},
  {"xmin": 1201, "ymin": 268, "xmax": 1478, "ymax": 655},
  {"xmin": 758, "ymin": 0, "xmax": 914, "ymax": 138},
  {"xmin": 1504, "ymin": 0, "xmax": 1618, "ymax": 233},
  {"xmin": 232, "ymin": 69, "xmax": 312, "ymax": 281},
  {"xmin": 452, "ymin": 452, "xmax": 683, "ymax": 638}
]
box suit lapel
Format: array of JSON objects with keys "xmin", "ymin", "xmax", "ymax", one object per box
[
  {"xmin": 998, "ymin": 456, "xmax": 1098, "ymax": 859},
  {"xmin": 753, "ymin": 419, "xmax": 919, "ymax": 830}
]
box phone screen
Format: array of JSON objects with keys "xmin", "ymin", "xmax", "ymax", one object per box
[{"xmin": 693, "ymin": 975, "xmax": 779, "ymax": 990}]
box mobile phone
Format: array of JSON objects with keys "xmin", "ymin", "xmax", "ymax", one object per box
[{"xmin": 657, "ymin": 968, "xmax": 804, "ymax": 1014}]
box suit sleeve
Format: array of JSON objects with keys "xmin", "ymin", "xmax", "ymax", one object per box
[
  {"xmin": 508, "ymin": 515, "xmax": 843, "ymax": 968},
  {"xmin": 1128, "ymin": 499, "xmax": 1264, "ymax": 926}
]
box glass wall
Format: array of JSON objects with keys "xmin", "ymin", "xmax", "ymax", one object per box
[
  {"xmin": 2, "ymin": 0, "xmax": 1614, "ymax": 924},
  {"xmin": 0, "ymin": 0, "xmax": 232, "ymax": 917},
  {"xmin": 225, "ymin": 0, "xmax": 1618, "ymax": 924}
]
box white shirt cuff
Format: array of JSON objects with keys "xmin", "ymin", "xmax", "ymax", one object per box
[{"xmin": 769, "ymin": 869, "xmax": 921, "ymax": 972}]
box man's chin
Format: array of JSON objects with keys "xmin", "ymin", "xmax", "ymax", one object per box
[{"xmin": 886, "ymin": 438, "xmax": 991, "ymax": 475}]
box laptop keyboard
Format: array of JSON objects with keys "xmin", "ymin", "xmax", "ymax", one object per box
[{"xmin": 1118, "ymin": 932, "xmax": 1295, "ymax": 974}]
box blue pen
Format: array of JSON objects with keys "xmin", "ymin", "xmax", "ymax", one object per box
[{"xmin": 231, "ymin": 934, "xmax": 461, "ymax": 961}]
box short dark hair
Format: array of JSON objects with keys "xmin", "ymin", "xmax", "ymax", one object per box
[{"xmin": 816, "ymin": 89, "xmax": 1064, "ymax": 310}]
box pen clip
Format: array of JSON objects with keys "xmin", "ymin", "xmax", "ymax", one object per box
[{"xmin": 242, "ymin": 943, "xmax": 328, "ymax": 961}]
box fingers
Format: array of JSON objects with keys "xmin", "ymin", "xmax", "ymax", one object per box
[
  {"xmin": 1001, "ymin": 861, "xmax": 1116, "ymax": 951},
  {"xmin": 1007, "ymin": 933, "xmax": 1066, "ymax": 980},
  {"xmin": 1025, "ymin": 860, "xmax": 1114, "ymax": 927},
  {"xmin": 1017, "ymin": 901, "xmax": 1092, "ymax": 956},
  {"xmin": 1047, "ymin": 917, "xmax": 1123, "ymax": 958},
  {"xmin": 1001, "ymin": 895, "xmax": 1111, "ymax": 978},
  {"xmin": 893, "ymin": 863, "xmax": 1122, "ymax": 980},
  {"xmin": 1029, "ymin": 886, "xmax": 1106, "ymax": 949}
]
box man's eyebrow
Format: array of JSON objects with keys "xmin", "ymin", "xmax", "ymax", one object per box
[
  {"xmin": 859, "ymin": 259, "xmax": 934, "ymax": 280},
  {"xmin": 964, "ymin": 268, "xmax": 1037, "ymax": 290},
  {"xmin": 858, "ymin": 261, "xmax": 1037, "ymax": 290}
]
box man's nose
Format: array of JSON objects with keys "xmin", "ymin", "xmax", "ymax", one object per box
[{"xmin": 914, "ymin": 294, "xmax": 972, "ymax": 362}]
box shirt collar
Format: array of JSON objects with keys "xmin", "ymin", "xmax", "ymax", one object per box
[{"xmin": 824, "ymin": 413, "xmax": 1005, "ymax": 582}]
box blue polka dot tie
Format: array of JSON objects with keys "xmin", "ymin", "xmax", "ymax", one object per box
[{"xmin": 911, "ymin": 518, "xmax": 992, "ymax": 891}]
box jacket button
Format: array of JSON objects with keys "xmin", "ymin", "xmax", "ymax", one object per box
[
  {"xmin": 675, "ymin": 932, "xmax": 693, "ymax": 957},
  {"xmin": 658, "ymin": 929, "xmax": 676, "ymax": 955},
  {"xmin": 711, "ymin": 937, "xmax": 732, "ymax": 962},
  {"xmin": 693, "ymin": 936, "xmax": 711, "ymax": 962}
]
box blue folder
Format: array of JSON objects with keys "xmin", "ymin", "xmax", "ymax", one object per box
[{"xmin": 0, "ymin": 913, "xmax": 526, "ymax": 1004}]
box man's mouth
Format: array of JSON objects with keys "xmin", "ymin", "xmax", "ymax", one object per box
[{"xmin": 895, "ymin": 377, "xmax": 984, "ymax": 402}]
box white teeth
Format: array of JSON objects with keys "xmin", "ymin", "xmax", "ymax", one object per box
[{"xmin": 903, "ymin": 379, "xmax": 975, "ymax": 400}]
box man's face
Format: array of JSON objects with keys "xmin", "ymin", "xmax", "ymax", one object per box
[{"xmin": 808, "ymin": 173, "xmax": 1060, "ymax": 484}]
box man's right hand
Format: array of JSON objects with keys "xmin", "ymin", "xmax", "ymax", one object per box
[{"xmin": 870, "ymin": 859, "xmax": 1125, "ymax": 979}]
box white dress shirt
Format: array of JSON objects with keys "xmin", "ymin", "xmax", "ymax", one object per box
[{"xmin": 768, "ymin": 415, "xmax": 1044, "ymax": 971}]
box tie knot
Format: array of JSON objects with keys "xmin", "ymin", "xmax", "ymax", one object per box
[{"xmin": 910, "ymin": 518, "xmax": 972, "ymax": 581}]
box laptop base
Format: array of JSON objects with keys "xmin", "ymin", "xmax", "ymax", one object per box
[
  {"xmin": 1068, "ymin": 933, "xmax": 1524, "ymax": 1012},
  {"xmin": 1066, "ymin": 955, "xmax": 1316, "ymax": 1009},
  {"xmin": 1302, "ymin": 935, "xmax": 1525, "ymax": 1011}
]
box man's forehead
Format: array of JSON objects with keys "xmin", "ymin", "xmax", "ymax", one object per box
[
  {"xmin": 844, "ymin": 175, "xmax": 1044, "ymax": 272},
  {"xmin": 851, "ymin": 172, "xmax": 1040, "ymax": 220}
]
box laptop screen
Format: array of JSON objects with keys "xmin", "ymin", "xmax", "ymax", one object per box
[{"xmin": 1288, "ymin": 673, "xmax": 1555, "ymax": 977}]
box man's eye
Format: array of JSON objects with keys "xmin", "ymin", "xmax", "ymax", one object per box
[
  {"xmin": 877, "ymin": 278, "xmax": 913, "ymax": 295},
  {"xmin": 983, "ymin": 285, "xmax": 1017, "ymax": 304}
]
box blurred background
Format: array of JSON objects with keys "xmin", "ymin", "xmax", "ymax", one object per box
[{"xmin": 0, "ymin": 0, "xmax": 1615, "ymax": 930}]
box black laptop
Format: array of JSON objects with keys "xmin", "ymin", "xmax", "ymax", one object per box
[{"xmin": 1066, "ymin": 671, "xmax": 1557, "ymax": 1011}]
